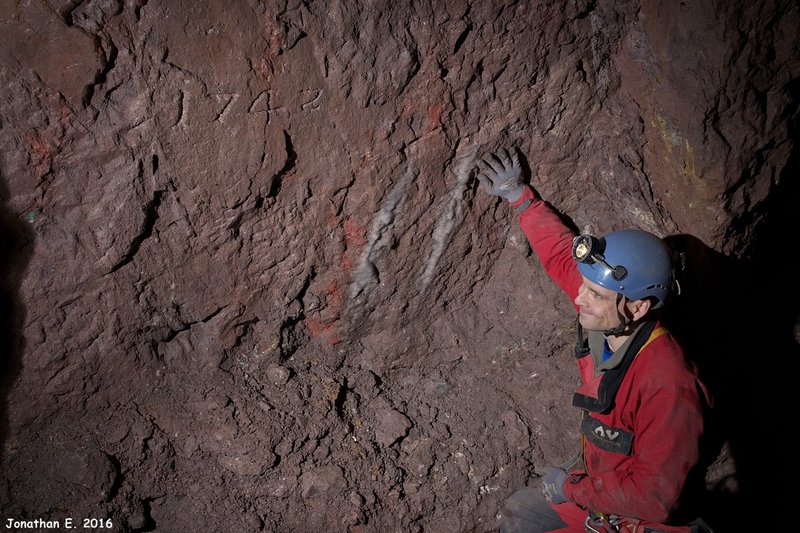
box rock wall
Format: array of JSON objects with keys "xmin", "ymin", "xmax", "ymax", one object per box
[{"xmin": 1, "ymin": 1, "xmax": 798, "ymax": 531}]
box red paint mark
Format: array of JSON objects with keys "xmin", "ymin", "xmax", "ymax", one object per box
[
  {"xmin": 255, "ymin": 13, "xmax": 283, "ymax": 82},
  {"xmin": 305, "ymin": 317, "xmax": 341, "ymax": 345},
  {"xmin": 304, "ymin": 220, "xmax": 367, "ymax": 346},
  {"xmin": 325, "ymin": 281, "xmax": 342, "ymax": 311},
  {"xmin": 25, "ymin": 131, "xmax": 54, "ymax": 178},
  {"xmin": 343, "ymin": 219, "xmax": 367, "ymax": 247},
  {"xmin": 304, "ymin": 281, "xmax": 345, "ymax": 346},
  {"xmin": 46, "ymin": 89, "xmax": 74, "ymax": 125},
  {"xmin": 305, "ymin": 317, "xmax": 330, "ymax": 336},
  {"xmin": 255, "ymin": 57, "xmax": 272, "ymax": 81},
  {"xmin": 341, "ymin": 218, "xmax": 366, "ymax": 272},
  {"xmin": 427, "ymin": 103, "xmax": 443, "ymax": 129}
]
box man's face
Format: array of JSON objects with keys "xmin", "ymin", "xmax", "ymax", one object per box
[{"xmin": 574, "ymin": 275, "xmax": 621, "ymax": 332}]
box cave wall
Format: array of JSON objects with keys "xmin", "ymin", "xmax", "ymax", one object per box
[{"xmin": 1, "ymin": 1, "xmax": 798, "ymax": 531}]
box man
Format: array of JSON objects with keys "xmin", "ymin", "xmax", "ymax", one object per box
[{"xmin": 477, "ymin": 148, "xmax": 711, "ymax": 533}]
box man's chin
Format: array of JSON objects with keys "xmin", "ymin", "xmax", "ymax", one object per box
[{"xmin": 578, "ymin": 315, "xmax": 603, "ymax": 331}]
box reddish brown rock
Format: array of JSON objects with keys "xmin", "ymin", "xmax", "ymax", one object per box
[{"xmin": 1, "ymin": 1, "xmax": 797, "ymax": 531}]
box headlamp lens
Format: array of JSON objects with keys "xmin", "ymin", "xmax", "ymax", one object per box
[
  {"xmin": 574, "ymin": 240, "xmax": 591, "ymax": 261},
  {"xmin": 572, "ymin": 235, "xmax": 599, "ymax": 263}
]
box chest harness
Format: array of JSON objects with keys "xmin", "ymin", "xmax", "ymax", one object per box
[{"xmin": 566, "ymin": 320, "xmax": 670, "ymax": 533}]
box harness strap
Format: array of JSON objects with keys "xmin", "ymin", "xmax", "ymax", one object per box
[
  {"xmin": 639, "ymin": 326, "xmax": 668, "ymax": 354},
  {"xmin": 573, "ymin": 321, "xmax": 659, "ymax": 413}
]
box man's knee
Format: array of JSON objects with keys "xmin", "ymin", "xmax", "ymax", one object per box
[
  {"xmin": 501, "ymin": 488, "xmax": 540, "ymax": 533},
  {"xmin": 500, "ymin": 486, "xmax": 566, "ymax": 533}
]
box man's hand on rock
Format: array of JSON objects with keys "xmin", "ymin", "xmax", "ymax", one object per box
[{"xmin": 476, "ymin": 147, "xmax": 525, "ymax": 203}]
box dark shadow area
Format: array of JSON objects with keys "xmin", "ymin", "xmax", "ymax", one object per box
[
  {"xmin": 0, "ymin": 173, "xmax": 35, "ymax": 464},
  {"xmin": 664, "ymin": 112, "xmax": 799, "ymax": 531}
]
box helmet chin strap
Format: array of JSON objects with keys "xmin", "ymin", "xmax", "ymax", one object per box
[{"xmin": 603, "ymin": 293, "xmax": 629, "ymax": 337}]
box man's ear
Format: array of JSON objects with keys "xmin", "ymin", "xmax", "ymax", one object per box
[{"xmin": 627, "ymin": 298, "xmax": 652, "ymax": 321}]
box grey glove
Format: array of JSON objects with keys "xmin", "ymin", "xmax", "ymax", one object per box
[
  {"xmin": 540, "ymin": 466, "xmax": 568, "ymax": 504},
  {"xmin": 476, "ymin": 147, "xmax": 525, "ymax": 202}
]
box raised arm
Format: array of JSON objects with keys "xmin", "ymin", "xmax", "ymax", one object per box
[{"xmin": 476, "ymin": 147, "xmax": 582, "ymax": 304}]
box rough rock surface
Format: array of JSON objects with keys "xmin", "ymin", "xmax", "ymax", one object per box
[{"xmin": 1, "ymin": 1, "xmax": 798, "ymax": 531}]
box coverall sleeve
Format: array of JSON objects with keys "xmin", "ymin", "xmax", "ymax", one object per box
[
  {"xmin": 512, "ymin": 187, "xmax": 582, "ymax": 305},
  {"xmin": 563, "ymin": 369, "xmax": 706, "ymax": 522}
]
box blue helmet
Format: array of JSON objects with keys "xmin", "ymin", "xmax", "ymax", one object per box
[{"xmin": 573, "ymin": 230, "xmax": 673, "ymax": 306}]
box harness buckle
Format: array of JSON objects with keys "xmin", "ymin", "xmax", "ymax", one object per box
[{"xmin": 584, "ymin": 511, "xmax": 620, "ymax": 533}]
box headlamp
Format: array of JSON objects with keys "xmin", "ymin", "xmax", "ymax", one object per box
[
  {"xmin": 572, "ymin": 234, "xmax": 601, "ymax": 262},
  {"xmin": 571, "ymin": 234, "xmax": 628, "ymax": 281}
]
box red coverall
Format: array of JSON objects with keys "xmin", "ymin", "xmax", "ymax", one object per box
[{"xmin": 512, "ymin": 186, "xmax": 709, "ymax": 533}]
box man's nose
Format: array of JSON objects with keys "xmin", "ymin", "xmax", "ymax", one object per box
[{"xmin": 574, "ymin": 288, "xmax": 586, "ymax": 307}]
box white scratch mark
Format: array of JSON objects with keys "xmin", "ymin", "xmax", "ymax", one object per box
[
  {"xmin": 175, "ymin": 90, "xmax": 189, "ymax": 128},
  {"xmin": 214, "ymin": 93, "xmax": 239, "ymax": 123},
  {"xmin": 248, "ymin": 91, "xmax": 271, "ymax": 114},
  {"xmin": 418, "ymin": 142, "xmax": 477, "ymax": 292},
  {"xmin": 300, "ymin": 89, "xmax": 323, "ymax": 111},
  {"xmin": 348, "ymin": 164, "xmax": 415, "ymax": 304}
]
